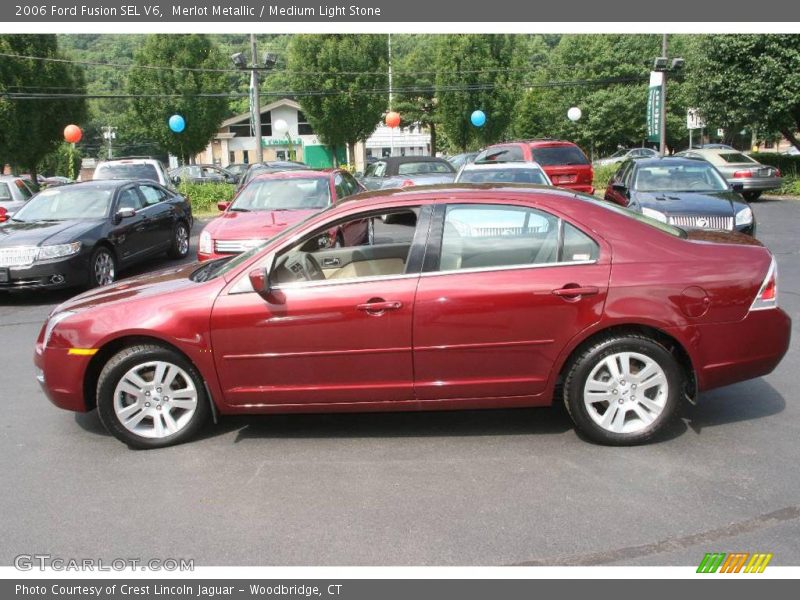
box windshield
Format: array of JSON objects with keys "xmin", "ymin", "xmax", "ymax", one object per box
[
  {"xmin": 633, "ymin": 163, "xmax": 728, "ymax": 193},
  {"xmin": 230, "ymin": 177, "xmax": 331, "ymax": 212},
  {"xmin": 531, "ymin": 146, "xmax": 589, "ymax": 166},
  {"xmin": 458, "ymin": 168, "xmax": 549, "ymax": 185},
  {"xmin": 12, "ymin": 187, "xmax": 113, "ymax": 221},
  {"xmin": 95, "ymin": 163, "xmax": 160, "ymax": 182}
]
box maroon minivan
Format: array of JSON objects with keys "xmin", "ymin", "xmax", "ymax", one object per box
[{"xmin": 475, "ymin": 140, "xmax": 594, "ymax": 194}]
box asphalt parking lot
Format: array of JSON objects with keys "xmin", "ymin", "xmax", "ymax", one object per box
[{"xmin": 1, "ymin": 200, "xmax": 799, "ymax": 567}]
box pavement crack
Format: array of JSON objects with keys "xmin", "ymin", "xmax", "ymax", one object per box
[{"xmin": 509, "ymin": 505, "xmax": 800, "ymax": 566}]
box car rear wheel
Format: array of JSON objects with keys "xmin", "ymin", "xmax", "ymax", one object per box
[
  {"xmin": 89, "ymin": 246, "xmax": 116, "ymax": 288},
  {"xmin": 743, "ymin": 191, "xmax": 762, "ymax": 201},
  {"xmin": 563, "ymin": 334, "xmax": 683, "ymax": 445},
  {"xmin": 96, "ymin": 344, "xmax": 210, "ymax": 449},
  {"xmin": 168, "ymin": 221, "xmax": 190, "ymax": 259}
]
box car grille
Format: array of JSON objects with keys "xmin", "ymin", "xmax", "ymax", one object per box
[
  {"xmin": 668, "ymin": 215, "xmax": 733, "ymax": 230},
  {"xmin": 0, "ymin": 246, "xmax": 38, "ymax": 267},
  {"xmin": 214, "ymin": 239, "xmax": 262, "ymax": 254}
]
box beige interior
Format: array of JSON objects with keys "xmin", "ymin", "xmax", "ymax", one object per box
[{"xmin": 324, "ymin": 258, "xmax": 406, "ymax": 279}]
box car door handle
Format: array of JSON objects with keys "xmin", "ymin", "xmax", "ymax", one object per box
[
  {"xmin": 356, "ymin": 300, "xmax": 403, "ymax": 313},
  {"xmin": 552, "ymin": 286, "xmax": 599, "ymax": 298}
]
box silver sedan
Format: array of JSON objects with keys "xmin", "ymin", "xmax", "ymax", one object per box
[{"xmin": 676, "ymin": 148, "xmax": 782, "ymax": 201}]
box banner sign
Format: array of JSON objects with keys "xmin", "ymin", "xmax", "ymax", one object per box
[{"xmin": 646, "ymin": 71, "xmax": 663, "ymax": 143}]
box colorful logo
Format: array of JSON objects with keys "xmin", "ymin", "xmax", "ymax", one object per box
[{"xmin": 697, "ymin": 552, "xmax": 773, "ymax": 573}]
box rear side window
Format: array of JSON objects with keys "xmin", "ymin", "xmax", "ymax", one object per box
[
  {"xmin": 531, "ymin": 146, "xmax": 590, "ymax": 166},
  {"xmin": 477, "ymin": 146, "xmax": 525, "ymax": 163},
  {"xmin": 0, "ymin": 183, "xmax": 11, "ymax": 201},
  {"xmin": 397, "ymin": 161, "xmax": 454, "ymax": 175}
]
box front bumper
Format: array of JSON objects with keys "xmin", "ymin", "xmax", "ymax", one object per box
[
  {"xmin": 0, "ymin": 254, "xmax": 89, "ymax": 291},
  {"xmin": 34, "ymin": 341, "xmax": 93, "ymax": 412}
]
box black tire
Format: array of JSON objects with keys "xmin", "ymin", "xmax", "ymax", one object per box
[
  {"xmin": 562, "ymin": 334, "xmax": 683, "ymax": 446},
  {"xmin": 96, "ymin": 344, "xmax": 210, "ymax": 449},
  {"xmin": 167, "ymin": 220, "xmax": 190, "ymax": 259},
  {"xmin": 743, "ymin": 191, "xmax": 762, "ymax": 201},
  {"xmin": 88, "ymin": 246, "xmax": 116, "ymax": 288}
]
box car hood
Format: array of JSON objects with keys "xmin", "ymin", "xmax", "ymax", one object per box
[
  {"xmin": 631, "ymin": 191, "xmax": 744, "ymax": 216},
  {"xmin": 205, "ymin": 209, "xmax": 319, "ymax": 240},
  {"xmin": 0, "ymin": 219, "xmax": 102, "ymax": 246}
]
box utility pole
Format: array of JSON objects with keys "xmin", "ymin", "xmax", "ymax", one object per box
[
  {"xmin": 101, "ymin": 126, "xmax": 117, "ymax": 160},
  {"xmin": 659, "ymin": 34, "xmax": 668, "ymax": 156},
  {"xmin": 250, "ymin": 33, "xmax": 264, "ymax": 164},
  {"xmin": 388, "ymin": 33, "xmax": 394, "ymax": 157}
]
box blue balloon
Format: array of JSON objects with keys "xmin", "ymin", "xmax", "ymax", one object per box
[
  {"xmin": 470, "ymin": 110, "xmax": 486, "ymax": 127},
  {"xmin": 169, "ymin": 114, "xmax": 186, "ymax": 133}
]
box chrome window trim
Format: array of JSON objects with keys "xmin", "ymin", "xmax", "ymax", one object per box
[{"xmin": 419, "ymin": 259, "xmax": 598, "ymax": 279}]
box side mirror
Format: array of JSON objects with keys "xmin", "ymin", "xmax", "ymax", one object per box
[
  {"xmin": 612, "ymin": 182, "xmax": 628, "ymax": 194},
  {"xmin": 248, "ymin": 267, "xmax": 271, "ymax": 296},
  {"xmin": 115, "ymin": 207, "xmax": 136, "ymax": 223},
  {"xmin": 172, "ymin": 176, "xmax": 181, "ymax": 186},
  {"xmin": 731, "ymin": 182, "xmax": 744, "ymax": 193},
  {"xmin": 217, "ymin": 201, "xmax": 231, "ymax": 212}
]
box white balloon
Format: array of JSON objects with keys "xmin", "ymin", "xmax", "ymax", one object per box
[
  {"xmin": 567, "ymin": 107, "xmax": 582, "ymax": 122},
  {"xmin": 273, "ymin": 119, "xmax": 289, "ymax": 134}
]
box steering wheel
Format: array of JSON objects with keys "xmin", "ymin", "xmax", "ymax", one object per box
[
  {"xmin": 302, "ymin": 252, "xmax": 325, "ymax": 281},
  {"xmin": 686, "ymin": 179, "xmax": 707, "ymax": 190}
]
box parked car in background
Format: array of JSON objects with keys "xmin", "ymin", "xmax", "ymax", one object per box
[
  {"xmin": 198, "ymin": 169, "xmax": 366, "ymax": 261},
  {"xmin": 675, "ymin": 148, "xmax": 782, "ymax": 201},
  {"xmin": 689, "ymin": 144, "xmax": 736, "ymax": 151},
  {"xmin": 455, "ymin": 161, "xmax": 552, "ymax": 185},
  {"xmin": 35, "ymin": 185, "xmax": 789, "ymax": 449},
  {"xmin": 236, "ymin": 160, "xmax": 311, "ymax": 191},
  {"xmin": 224, "ymin": 163, "xmax": 249, "ymax": 182},
  {"xmin": 20, "ymin": 174, "xmax": 46, "ymax": 192},
  {"xmin": 604, "ymin": 157, "xmax": 755, "ymax": 235},
  {"xmin": 0, "ymin": 175, "xmax": 35, "ymax": 221},
  {"xmin": 93, "ymin": 157, "xmax": 173, "ymax": 189},
  {"xmin": 0, "ymin": 180, "xmax": 192, "ymax": 291},
  {"xmin": 447, "ymin": 152, "xmax": 480, "ymax": 171},
  {"xmin": 475, "ymin": 140, "xmax": 594, "ymax": 194},
  {"xmin": 594, "ymin": 147, "xmax": 658, "ymax": 167},
  {"xmin": 169, "ymin": 164, "xmax": 237, "ymax": 186},
  {"xmin": 359, "ymin": 156, "xmax": 456, "ymax": 190},
  {"xmin": 42, "ymin": 176, "xmax": 73, "ymax": 187}
]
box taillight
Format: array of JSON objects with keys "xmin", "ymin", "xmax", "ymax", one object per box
[
  {"xmin": 400, "ymin": 179, "xmax": 415, "ymax": 188},
  {"xmin": 775, "ymin": 168, "xmax": 782, "ymax": 177},
  {"xmin": 733, "ymin": 170, "xmax": 753, "ymax": 178},
  {"xmin": 750, "ymin": 256, "xmax": 778, "ymax": 311}
]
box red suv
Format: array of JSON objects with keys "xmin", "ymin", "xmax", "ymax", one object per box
[{"xmin": 475, "ymin": 140, "xmax": 594, "ymax": 194}]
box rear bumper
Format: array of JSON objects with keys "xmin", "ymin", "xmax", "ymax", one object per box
[
  {"xmin": 731, "ymin": 177, "xmax": 783, "ymax": 192},
  {"xmin": 34, "ymin": 342, "xmax": 92, "ymax": 412},
  {"xmin": 561, "ymin": 184, "xmax": 594, "ymax": 194},
  {"xmin": 678, "ymin": 308, "xmax": 791, "ymax": 392}
]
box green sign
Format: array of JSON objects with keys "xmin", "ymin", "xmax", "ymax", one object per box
[
  {"xmin": 647, "ymin": 71, "xmax": 663, "ymax": 143},
  {"xmin": 261, "ymin": 137, "xmax": 304, "ymax": 147}
]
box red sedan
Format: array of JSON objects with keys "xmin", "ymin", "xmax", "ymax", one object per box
[
  {"xmin": 197, "ymin": 169, "xmax": 366, "ymax": 261},
  {"xmin": 34, "ymin": 185, "xmax": 790, "ymax": 448}
]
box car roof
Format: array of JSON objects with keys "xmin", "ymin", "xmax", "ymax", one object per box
[
  {"xmin": 97, "ymin": 158, "xmax": 163, "ymax": 164},
  {"xmin": 461, "ymin": 161, "xmax": 545, "ymax": 171},
  {"xmin": 341, "ymin": 183, "xmax": 579, "ymax": 206},
  {"xmin": 630, "ymin": 156, "xmax": 709, "ymax": 167},
  {"xmin": 378, "ymin": 156, "xmax": 451, "ymax": 165},
  {"xmin": 55, "ymin": 179, "xmax": 156, "ymax": 190}
]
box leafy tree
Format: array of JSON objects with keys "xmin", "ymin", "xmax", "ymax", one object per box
[
  {"xmin": 286, "ymin": 35, "xmax": 388, "ymax": 164},
  {"xmin": 393, "ymin": 35, "xmax": 439, "ymax": 155},
  {"xmin": 0, "ymin": 34, "xmax": 86, "ymax": 181},
  {"xmin": 687, "ymin": 34, "xmax": 800, "ymax": 151},
  {"xmin": 39, "ymin": 142, "xmax": 82, "ymax": 177},
  {"xmin": 434, "ymin": 35, "xmax": 523, "ymax": 152},
  {"xmin": 125, "ymin": 35, "xmax": 229, "ymax": 163}
]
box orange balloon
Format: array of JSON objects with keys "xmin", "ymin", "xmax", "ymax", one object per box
[
  {"xmin": 385, "ymin": 111, "xmax": 401, "ymax": 128},
  {"xmin": 64, "ymin": 124, "xmax": 82, "ymax": 144}
]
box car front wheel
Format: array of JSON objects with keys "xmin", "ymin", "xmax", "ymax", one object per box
[
  {"xmin": 96, "ymin": 344, "xmax": 210, "ymax": 449},
  {"xmin": 168, "ymin": 221, "xmax": 190, "ymax": 259},
  {"xmin": 89, "ymin": 246, "xmax": 116, "ymax": 288},
  {"xmin": 743, "ymin": 191, "xmax": 762, "ymax": 201},
  {"xmin": 563, "ymin": 334, "xmax": 683, "ymax": 445}
]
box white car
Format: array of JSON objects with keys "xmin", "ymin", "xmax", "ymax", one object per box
[
  {"xmin": 594, "ymin": 147, "xmax": 658, "ymax": 167},
  {"xmin": 455, "ymin": 161, "xmax": 552, "ymax": 186},
  {"xmin": 93, "ymin": 158, "xmax": 173, "ymax": 188}
]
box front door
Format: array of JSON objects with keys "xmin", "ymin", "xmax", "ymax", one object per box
[
  {"xmin": 210, "ymin": 205, "xmax": 429, "ymax": 407},
  {"xmin": 413, "ymin": 202, "xmax": 610, "ymax": 401}
]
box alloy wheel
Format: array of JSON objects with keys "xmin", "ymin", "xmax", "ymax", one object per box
[{"xmin": 94, "ymin": 251, "xmax": 115, "ymax": 286}]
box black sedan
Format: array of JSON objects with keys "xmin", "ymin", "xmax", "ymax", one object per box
[
  {"xmin": 0, "ymin": 180, "xmax": 192, "ymax": 291},
  {"xmin": 604, "ymin": 157, "xmax": 755, "ymax": 235},
  {"xmin": 359, "ymin": 156, "xmax": 456, "ymax": 190}
]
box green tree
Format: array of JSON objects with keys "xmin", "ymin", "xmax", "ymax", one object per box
[
  {"xmin": 0, "ymin": 34, "xmax": 86, "ymax": 181},
  {"xmin": 687, "ymin": 34, "xmax": 800, "ymax": 151},
  {"xmin": 392, "ymin": 35, "xmax": 439, "ymax": 155},
  {"xmin": 125, "ymin": 35, "xmax": 229, "ymax": 163},
  {"xmin": 435, "ymin": 35, "xmax": 523, "ymax": 152},
  {"xmin": 286, "ymin": 35, "xmax": 388, "ymax": 164}
]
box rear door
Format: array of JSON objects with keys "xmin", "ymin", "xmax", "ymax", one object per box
[
  {"xmin": 137, "ymin": 183, "xmax": 174, "ymax": 251},
  {"xmin": 110, "ymin": 186, "xmax": 150, "ymax": 263},
  {"xmin": 412, "ymin": 201, "xmax": 610, "ymax": 401}
]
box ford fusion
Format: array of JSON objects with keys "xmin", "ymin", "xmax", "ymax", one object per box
[{"xmin": 35, "ymin": 185, "xmax": 790, "ymax": 448}]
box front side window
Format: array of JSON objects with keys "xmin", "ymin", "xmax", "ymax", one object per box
[
  {"xmin": 437, "ymin": 204, "xmax": 598, "ymax": 272},
  {"xmin": 138, "ymin": 185, "xmax": 165, "ymax": 206}
]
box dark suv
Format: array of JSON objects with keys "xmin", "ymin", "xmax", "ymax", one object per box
[{"xmin": 474, "ymin": 140, "xmax": 594, "ymax": 194}]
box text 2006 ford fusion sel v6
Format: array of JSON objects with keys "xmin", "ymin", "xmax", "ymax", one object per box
[{"xmin": 34, "ymin": 185, "xmax": 790, "ymax": 448}]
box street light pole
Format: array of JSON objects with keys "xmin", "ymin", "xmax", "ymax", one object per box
[
  {"xmin": 250, "ymin": 33, "xmax": 264, "ymax": 164},
  {"xmin": 659, "ymin": 34, "xmax": 668, "ymax": 157}
]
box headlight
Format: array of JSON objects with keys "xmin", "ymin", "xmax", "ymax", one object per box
[
  {"xmin": 43, "ymin": 311, "xmax": 75, "ymax": 347},
  {"xmin": 735, "ymin": 206, "xmax": 753, "ymax": 226},
  {"xmin": 37, "ymin": 242, "xmax": 81, "ymax": 261},
  {"xmin": 199, "ymin": 230, "xmax": 212, "ymax": 254},
  {"xmin": 641, "ymin": 207, "xmax": 668, "ymax": 223}
]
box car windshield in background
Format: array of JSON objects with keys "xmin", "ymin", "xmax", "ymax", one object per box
[
  {"xmin": 397, "ymin": 162, "xmax": 454, "ymax": 175},
  {"xmin": 718, "ymin": 152, "xmax": 757, "ymax": 164},
  {"xmin": 95, "ymin": 163, "xmax": 160, "ymax": 181},
  {"xmin": 634, "ymin": 164, "xmax": 729, "ymax": 193},
  {"xmin": 459, "ymin": 168, "xmax": 549, "ymax": 185},
  {"xmin": 11, "ymin": 187, "xmax": 113, "ymax": 221},
  {"xmin": 231, "ymin": 178, "xmax": 331, "ymax": 211},
  {"xmin": 531, "ymin": 146, "xmax": 590, "ymax": 166}
]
